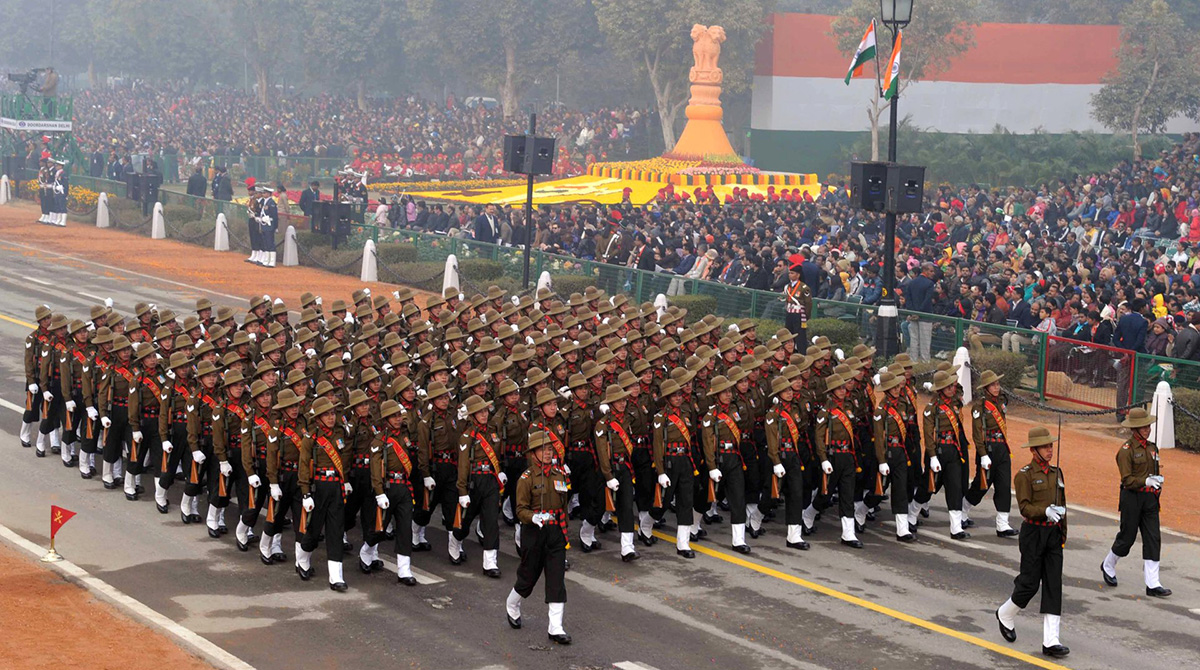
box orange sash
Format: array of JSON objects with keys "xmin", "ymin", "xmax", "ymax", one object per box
[
  {"xmin": 387, "ymin": 436, "xmax": 414, "ymax": 478},
  {"xmin": 666, "ymin": 413, "xmax": 691, "ymax": 444},
  {"xmin": 536, "ymin": 421, "xmax": 567, "ymax": 461},
  {"xmin": 779, "ymin": 408, "xmax": 800, "ymax": 445},
  {"xmin": 608, "ymin": 420, "xmax": 635, "ymax": 457},
  {"xmin": 715, "ymin": 410, "xmax": 741, "ymax": 443},
  {"xmin": 885, "ymin": 406, "xmax": 907, "ymax": 443},
  {"xmin": 983, "ymin": 399, "xmax": 1008, "ymax": 447},
  {"xmin": 828, "ymin": 408, "xmax": 856, "ymax": 450},
  {"xmin": 316, "ymin": 435, "xmax": 345, "ymax": 479},
  {"xmin": 473, "ymin": 429, "xmax": 501, "ymax": 474}
]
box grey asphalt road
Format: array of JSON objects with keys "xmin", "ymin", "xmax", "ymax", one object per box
[{"xmin": 0, "ymin": 237, "xmax": 1197, "ymax": 670}]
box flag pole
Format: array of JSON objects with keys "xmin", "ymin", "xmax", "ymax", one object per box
[{"xmin": 41, "ymin": 536, "xmax": 63, "ymax": 563}]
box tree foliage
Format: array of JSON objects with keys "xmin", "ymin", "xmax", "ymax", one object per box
[{"xmin": 1091, "ymin": 0, "xmax": 1200, "ymax": 159}]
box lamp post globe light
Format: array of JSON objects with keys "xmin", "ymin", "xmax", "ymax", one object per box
[{"xmin": 874, "ymin": 0, "xmax": 914, "ymax": 360}]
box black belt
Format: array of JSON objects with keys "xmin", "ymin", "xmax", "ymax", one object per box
[{"xmin": 280, "ymin": 460, "xmax": 297, "ymax": 472}]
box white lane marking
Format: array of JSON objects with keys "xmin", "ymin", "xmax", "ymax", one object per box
[
  {"xmin": 1189, "ymin": 608, "xmax": 1200, "ymax": 616},
  {"xmin": 614, "ymin": 663, "xmax": 662, "ymax": 670},
  {"xmin": 21, "ymin": 275, "xmax": 52, "ymax": 286},
  {"xmin": 0, "ymin": 524, "xmax": 255, "ymax": 670},
  {"xmin": 0, "ymin": 398, "xmax": 24, "ymax": 414},
  {"xmin": 77, "ymin": 292, "xmax": 107, "ymax": 302},
  {"xmin": 0, "ymin": 239, "xmax": 247, "ymax": 302}
]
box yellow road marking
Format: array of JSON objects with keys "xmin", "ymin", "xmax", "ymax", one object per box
[
  {"xmin": 651, "ymin": 530, "xmax": 1069, "ymax": 670},
  {"xmin": 0, "ymin": 313, "xmax": 35, "ymax": 329}
]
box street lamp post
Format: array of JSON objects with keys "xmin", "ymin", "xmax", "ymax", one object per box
[{"xmin": 876, "ymin": 0, "xmax": 913, "ymax": 360}]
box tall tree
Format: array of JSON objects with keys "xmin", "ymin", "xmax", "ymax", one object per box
[
  {"xmin": 219, "ymin": 0, "xmax": 301, "ymax": 108},
  {"xmin": 1091, "ymin": 0, "xmax": 1200, "ymax": 159},
  {"xmin": 593, "ymin": 0, "xmax": 771, "ymax": 152},
  {"xmin": 302, "ymin": 0, "xmax": 395, "ymax": 110},
  {"xmin": 831, "ymin": 0, "xmax": 978, "ymax": 160}
]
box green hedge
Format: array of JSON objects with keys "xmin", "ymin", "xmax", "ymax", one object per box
[
  {"xmin": 1172, "ymin": 388, "xmax": 1200, "ymax": 453},
  {"xmin": 460, "ymin": 258, "xmax": 504, "ymax": 282},
  {"xmin": 162, "ymin": 204, "xmax": 201, "ymax": 225},
  {"xmin": 669, "ymin": 294, "xmax": 717, "ymax": 315},
  {"xmin": 375, "ymin": 242, "xmax": 419, "ymax": 266},
  {"xmin": 549, "ymin": 274, "xmax": 595, "ymax": 296},
  {"xmin": 972, "ymin": 349, "xmax": 1029, "ymax": 391},
  {"xmin": 808, "ymin": 318, "xmax": 859, "ymax": 350}
]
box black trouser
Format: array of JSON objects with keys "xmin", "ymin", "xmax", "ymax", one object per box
[
  {"xmin": 158, "ymin": 422, "xmax": 188, "ymax": 488},
  {"xmin": 22, "ymin": 387, "xmax": 41, "ymax": 424},
  {"xmin": 717, "ymin": 450, "xmax": 747, "ymax": 525},
  {"xmin": 779, "ymin": 451, "xmax": 809, "ymax": 524},
  {"xmin": 210, "ymin": 446, "xmax": 247, "ymax": 509},
  {"xmin": 856, "ymin": 428, "xmax": 881, "ymax": 507},
  {"xmin": 1112, "ymin": 488, "xmax": 1161, "ymax": 561},
  {"xmin": 907, "ymin": 429, "xmax": 929, "ymax": 505},
  {"xmin": 381, "ymin": 479, "xmax": 415, "ymax": 557},
  {"xmin": 663, "ymin": 453, "xmax": 696, "ymax": 526},
  {"xmin": 63, "ymin": 392, "xmax": 85, "ymax": 445},
  {"xmin": 740, "ymin": 438, "xmax": 761, "ymax": 505},
  {"xmin": 241, "ymin": 459, "xmax": 271, "ymax": 527},
  {"xmin": 886, "ymin": 446, "xmax": 911, "ymax": 514},
  {"xmin": 260, "ymin": 224, "xmax": 276, "ymax": 252},
  {"xmin": 301, "ymin": 479, "xmax": 346, "ymax": 562},
  {"xmin": 421, "ymin": 459, "xmax": 457, "ymax": 529},
  {"xmin": 692, "ymin": 443, "xmax": 710, "ymax": 519},
  {"xmin": 453, "ymin": 474, "xmax": 500, "ymax": 550},
  {"xmin": 248, "ymin": 218, "xmax": 261, "ymax": 251},
  {"xmin": 128, "ymin": 417, "xmax": 158, "ymax": 476},
  {"xmin": 785, "ymin": 313, "xmax": 806, "ymax": 352},
  {"xmin": 965, "ymin": 447, "xmax": 1011, "ymax": 512},
  {"xmin": 343, "ymin": 465, "xmax": 372, "ymax": 533},
  {"xmin": 39, "ymin": 387, "xmax": 63, "ymax": 437},
  {"xmin": 102, "ymin": 406, "xmax": 130, "ymax": 465},
  {"xmin": 265, "ymin": 471, "xmax": 300, "ymax": 537},
  {"xmin": 1010, "ymin": 523, "xmax": 1063, "ymax": 615},
  {"xmin": 568, "ymin": 448, "xmax": 602, "ymax": 527},
  {"xmin": 937, "ymin": 445, "xmax": 967, "ymax": 512},
  {"xmin": 183, "ymin": 436, "xmax": 211, "ymax": 497},
  {"xmin": 79, "ymin": 411, "xmax": 101, "ymax": 456},
  {"xmin": 514, "ymin": 521, "xmax": 567, "ymax": 603},
  {"xmin": 815, "ymin": 450, "xmax": 856, "ymax": 518},
  {"xmin": 610, "ymin": 461, "xmax": 635, "ymax": 533},
  {"xmin": 502, "ymin": 453, "xmax": 527, "ymax": 520},
  {"xmin": 754, "ymin": 433, "xmax": 776, "ymax": 512},
  {"xmin": 632, "ymin": 445, "xmax": 655, "ymax": 514}
]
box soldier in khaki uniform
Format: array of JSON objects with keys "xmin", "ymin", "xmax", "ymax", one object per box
[
  {"xmin": 1101, "ymin": 408, "xmax": 1171, "ymax": 598},
  {"xmin": 213, "ymin": 371, "xmax": 251, "ymax": 546},
  {"xmin": 264, "ymin": 387, "xmax": 303, "ymax": 565},
  {"xmin": 815, "ymin": 373, "xmax": 862, "ymax": 548},
  {"xmin": 453, "ymin": 394, "xmax": 504, "ymax": 576},
  {"xmin": 297, "ymin": 396, "xmax": 352, "ymax": 591},
  {"xmin": 703, "ymin": 375, "xmax": 751, "ymax": 554},
  {"xmin": 505, "ymin": 431, "xmax": 572, "ymax": 645},
  {"xmin": 595, "ymin": 384, "xmax": 639, "ymax": 561},
  {"xmin": 653, "ymin": 378, "xmax": 699, "ymax": 558},
  {"xmin": 187, "ymin": 360, "xmax": 222, "ymax": 534},
  {"xmin": 873, "ymin": 371, "xmax": 916, "ymax": 542},
  {"xmin": 966, "ymin": 370, "xmax": 1019, "ymax": 537},
  {"xmin": 241, "ymin": 381, "xmax": 277, "ymax": 561},
  {"xmin": 765, "ymin": 375, "xmax": 808, "ymax": 550},
  {"xmin": 98, "ymin": 335, "xmax": 136, "ymax": 490},
  {"xmin": 491, "ymin": 379, "xmax": 528, "ymax": 527},
  {"xmin": 923, "ymin": 369, "xmax": 972, "ymax": 540},
  {"xmin": 21, "ymin": 305, "xmax": 53, "ymax": 451},
  {"xmin": 995, "ymin": 427, "xmax": 1069, "ymax": 659},
  {"xmin": 126, "ymin": 342, "xmax": 164, "ymax": 499},
  {"xmin": 369, "ymin": 399, "xmax": 419, "ymax": 585},
  {"xmin": 57, "ymin": 319, "xmax": 91, "ymax": 468},
  {"xmin": 416, "ymin": 381, "xmax": 459, "ymax": 555}
]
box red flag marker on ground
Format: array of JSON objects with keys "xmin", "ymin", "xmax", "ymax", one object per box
[{"xmin": 42, "ymin": 505, "xmax": 76, "ymax": 562}]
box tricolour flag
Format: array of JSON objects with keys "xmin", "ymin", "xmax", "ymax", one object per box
[
  {"xmin": 882, "ymin": 29, "xmax": 903, "ymax": 100},
  {"xmin": 843, "ymin": 19, "xmax": 878, "ymax": 85}
]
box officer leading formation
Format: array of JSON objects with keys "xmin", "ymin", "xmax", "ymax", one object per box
[{"xmin": 18, "ymin": 278, "xmax": 1172, "ymax": 653}]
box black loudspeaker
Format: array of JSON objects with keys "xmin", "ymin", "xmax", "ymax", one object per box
[
  {"xmin": 886, "ymin": 164, "xmax": 926, "ymax": 213},
  {"xmin": 503, "ymin": 135, "xmax": 527, "ymax": 174},
  {"xmin": 504, "ymin": 134, "xmax": 557, "ymax": 175},
  {"xmin": 850, "ymin": 161, "xmax": 888, "ymax": 212}
]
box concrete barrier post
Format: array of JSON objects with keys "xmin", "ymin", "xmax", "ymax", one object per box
[
  {"xmin": 443, "ymin": 254, "xmax": 460, "ymax": 293},
  {"xmin": 214, "ymin": 213, "xmax": 230, "ymax": 251},
  {"xmin": 361, "ymin": 239, "xmax": 378, "ymax": 282},
  {"xmin": 282, "ymin": 225, "xmax": 299, "ymax": 266},
  {"xmin": 1150, "ymin": 380, "xmax": 1175, "ymax": 449},
  {"xmin": 953, "ymin": 346, "xmax": 972, "ymax": 405},
  {"xmin": 151, "ymin": 202, "xmax": 166, "ymax": 239},
  {"xmin": 96, "ymin": 192, "xmax": 110, "ymax": 228},
  {"xmin": 0, "ymin": 174, "xmax": 10, "ymax": 204},
  {"xmin": 537, "ymin": 271, "xmax": 552, "ymax": 294}
]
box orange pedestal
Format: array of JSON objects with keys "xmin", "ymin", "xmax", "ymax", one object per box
[{"xmin": 672, "ymin": 82, "xmax": 737, "ymax": 159}]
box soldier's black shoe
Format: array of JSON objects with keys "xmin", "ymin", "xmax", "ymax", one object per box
[
  {"xmin": 125, "ymin": 492, "xmax": 138, "ymax": 502},
  {"xmin": 786, "ymin": 540, "xmax": 810, "ymax": 550},
  {"xmin": 103, "ymin": 480, "xmax": 117, "ymax": 489},
  {"xmin": 414, "ymin": 541, "xmax": 432, "ymax": 552},
  {"xmin": 281, "ymin": 517, "xmax": 292, "ymax": 529},
  {"xmin": 482, "ymin": 568, "xmax": 501, "ymax": 579},
  {"xmin": 717, "ymin": 499, "xmax": 730, "ymax": 511},
  {"xmin": 260, "ymin": 554, "xmax": 275, "ymax": 565},
  {"xmin": 579, "ymin": 540, "xmax": 601, "ymax": 553},
  {"xmin": 136, "ymin": 484, "xmax": 145, "ymax": 494},
  {"xmin": 652, "ymin": 519, "xmax": 665, "ymax": 529},
  {"xmin": 1146, "ymin": 586, "xmax": 1172, "ymax": 598},
  {"xmin": 180, "ymin": 511, "xmax": 192, "ymax": 524},
  {"xmin": 732, "ymin": 544, "xmax": 751, "ymax": 555},
  {"xmin": 1101, "ymin": 563, "xmax": 1118, "ymax": 587},
  {"xmin": 450, "ymin": 552, "xmax": 467, "ymax": 566},
  {"xmin": 748, "ymin": 526, "xmax": 764, "ymax": 539},
  {"xmin": 703, "ymin": 512, "xmax": 723, "ymax": 524},
  {"xmin": 207, "ymin": 528, "xmax": 221, "ymax": 539},
  {"xmin": 637, "ymin": 533, "xmax": 657, "ymax": 547},
  {"xmin": 841, "ymin": 539, "xmax": 864, "ymax": 549},
  {"xmin": 548, "ymin": 633, "xmax": 572, "ymax": 645},
  {"xmin": 996, "ymin": 609, "xmax": 1016, "ymax": 642},
  {"xmin": 20, "ymin": 440, "xmax": 30, "ymax": 448},
  {"xmin": 801, "ymin": 522, "xmax": 816, "ymax": 535},
  {"xmin": 342, "ymin": 540, "xmax": 353, "ymax": 553},
  {"xmin": 896, "ymin": 533, "xmax": 917, "ymax": 543},
  {"xmin": 69, "ymin": 456, "xmax": 79, "ymax": 467},
  {"xmin": 1042, "ymin": 644, "xmax": 1069, "ymax": 658},
  {"xmin": 951, "ymin": 531, "xmax": 971, "ymax": 541},
  {"xmin": 963, "ymin": 518, "xmax": 976, "ymax": 528},
  {"xmin": 217, "ymin": 525, "xmax": 228, "ymax": 535},
  {"xmin": 35, "ymin": 449, "xmax": 46, "ymax": 458},
  {"xmin": 398, "ymin": 576, "xmax": 417, "ymax": 586},
  {"xmin": 189, "ymin": 514, "xmax": 202, "ymax": 523},
  {"xmin": 865, "ymin": 510, "xmax": 876, "ymax": 522},
  {"xmin": 599, "ymin": 519, "xmax": 616, "ymax": 532},
  {"xmin": 676, "ymin": 549, "xmax": 696, "ymax": 559},
  {"xmin": 370, "ymin": 560, "xmax": 384, "ymax": 571},
  {"xmin": 502, "ymin": 515, "xmax": 516, "ymax": 527},
  {"xmin": 51, "ymin": 445, "xmax": 61, "ymax": 454},
  {"xmin": 854, "ymin": 521, "xmax": 864, "ymax": 534},
  {"xmin": 383, "ymin": 530, "xmax": 395, "ymax": 540},
  {"xmin": 919, "ymin": 508, "xmax": 930, "ymax": 518},
  {"xmin": 113, "ymin": 476, "xmax": 123, "ymax": 486},
  {"xmin": 507, "ymin": 613, "xmax": 522, "ymax": 629},
  {"xmin": 692, "ymin": 527, "xmax": 708, "ymax": 540},
  {"xmin": 763, "ymin": 509, "xmax": 777, "ymax": 521},
  {"xmin": 329, "ymin": 581, "xmax": 348, "ymax": 593},
  {"xmin": 997, "ymin": 529, "xmax": 1019, "ymax": 538},
  {"xmin": 271, "ymin": 553, "xmax": 287, "ymax": 563},
  {"xmin": 80, "ymin": 470, "xmax": 94, "ymax": 480},
  {"xmin": 622, "ymin": 551, "xmax": 640, "ymax": 562},
  {"xmin": 156, "ymin": 502, "xmax": 169, "ymax": 514},
  {"xmin": 295, "ymin": 564, "xmax": 314, "ymax": 580},
  {"xmin": 236, "ymin": 538, "xmax": 249, "ymax": 552},
  {"xmin": 62, "ymin": 458, "xmax": 73, "ymax": 468},
  {"xmin": 909, "ymin": 523, "xmax": 920, "ymax": 534},
  {"xmin": 359, "ymin": 560, "xmax": 375, "ymax": 574}
]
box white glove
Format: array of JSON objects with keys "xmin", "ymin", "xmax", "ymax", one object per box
[
  {"xmin": 162, "ymin": 439, "xmax": 174, "ymax": 454},
  {"xmin": 315, "ymin": 296, "xmax": 322, "ymax": 306},
  {"xmin": 87, "ymin": 406, "xmax": 98, "ymax": 420},
  {"xmin": 498, "ymin": 472, "xmax": 508, "ymax": 485},
  {"xmin": 456, "ymin": 404, "xmax": 468, "ymax": 421},
  {"xmin": 1044, "ymin": 505, "xmax": 1063, "ymax": 523},
  {"xmin": 305, "ymin": 348, "xmax": 317, "ymax": 357},
  {"xmin": 821, "ymin": 460, "xmax": 833, "ymax": 475},
  {"xmin": 376, "ymin": 494, "xmax": 390, "ymax": 509},
  {"xmin": 599, "ymin": 403, "xmax": 610, "ymax": 415},
  {"xmin": 131, "ymin": 431, "xmax": 142, "ymax": 443},
  {"xmin": 382, "ymin": 363, "xmax": 393, "ymax": 374},
  {"xmin": 219, "ymin": 461, "xmax": 233, "ymax": 477},
  {"xmin": 247, "ymin": 474, "xmax": 261, "ymax": 488},
  {"xmin": 191, "ymin": 449, "xmax": 206, "ymax": 464},
  {"xmin": 930, "ymin": 456, "xmax": 942, "ymax": 473},
  {"xmin": 458, "ymin": 495, "xmax": 471, "ymax": 508},
  {"xmin": 43, "ymin": 390, "xmax": 53, "ymax": 403},
  {"xmin": 268, "ymin": 483, "xmax": 282, "ymax": 500},
  {"xmin": 1145, "ymin": 476, "xmax": 1162, "ymax": 490},
  {"xmin": 65, "ymin": 400, "xmax": 76, "ymax": 412},
  {"xmin": 27, "ymin": 383, "xmax": 37, "ymax": 395},
  {"xmin": 104, "ymin": 297, "xmax": 113, "ymax": 308},
  {"xmin": 980, "ymin": 455, "xmax": 992, "ymax": 470},
  {"xmin": 657, "ymin": 473, "xmax": 671, "ymax": 488},
  {"xmin": 248, "ymin": 332, "xmax": 257, "ymax": 341},
  {"xmin": 100, "ymin": 416, "xmax": 112, "ymax": 429},
  {"xmin": 879, "ymin": 462, "xmax": 890, "ymax": 476},
  {"xmin": 558, "ymin": 385, "xmax": 571, "ymax": 399},
  {"xmin": 606, "ymin": 478, "xmax": 619, "ymax": 491},
  {"xmin": 344, "ymin": 482, "xmax": 353, "ymax": 495},
  {"xmin": 342, "ymin": 351, "xmax": 352, "ymax": 362},
  {"xmin": 708, "ymin": 468, "xmax": 722, "ymax": 482},
  {"xmin": 423, "ymin": 476, "xmax": 436, "ymax": 489},
  {"xmin": 345, "ymin": 313, "xmax": 355, "ymax": 324},
  {"xmin": 531, "ymin": 512, "xmax": 546, "ymax": 527},
  {"xmin": 302, "ymin": 495, "xmax": 315, "ymax": 512},
  {"xmin": 773, "ymin": 463, "xmax": 786, "ymax": 477}
]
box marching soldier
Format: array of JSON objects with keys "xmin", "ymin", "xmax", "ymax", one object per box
[
  {"xmin": 453, "ymin": 394, "xmax": 505, "ymax": 577},
  {"xmin": 213, "ymin": 371, "xmax": 251, "ymax": 545},
  {"xmin": 595, "ymin": 384, "xmax": 639, "ymax": 561},
  {"xmin": 125, "ymin": 342, "xmax": 164, "ymax": 500},
  {"xmin": 369, "ymin": 399, "xmax": 419, "ymax": 585},
  {"xmin": 564, "ymin": 372, "xmax": 602, "ymax": 552},
  {"xmin": 38, "ymin": 314, "xmax": 70, "ymax": 459},
  {"xmin": 874, "ymin": 371, "xmax": 916, "ymax": 542},
  {"xmin": 264, "ymin": 386, "xmax": 304, "ymax": 565},
  {"xmin": 505, "ymin": 431, "xmax": 572, "ymax": 645},
  {"xmin": 815, "ymin": 373, "xmax": 863, "ymax": 548},
  {"xmin": 1100, "ymin": 408, "xmax": 1171, "ymax": 598},
  {"xmin": 188, "ymin": 360, "xmax": 222, "ymax": 535},
  {"xmin": 22, "ymin": 305, "xmax": 54, "ymax": 452},
  {"xmin": 702, "ymin": 375, "xmax": 751, "ymax": 554},
  {"xmin": 155, "ymin": 352, "xmax": 193, "ymax": 513},
  {"xmin": 344, "ymin": 390, "xmax": 378, "ymax": 568},
  {"xmin": 995, "ymin": 427, "xmax": 1069, "ymax": 659},
  {"xmin": 924, "ymin": 369, "xmax": 971, "ymax": 540},
  {"xmin": 241, "ymin": 381, "xmax": 277, "ymax": 560},
  {"xmin": 416, "ymin": 381, "xmax": 458, "ymax": 556},
  {"xmin": 653, "ymin": 379, "xmax": 698, "ymax": 558},
  {"xmin": 97, "ymin": 335, "xmax": 135, "ymax": 490},
  {"xmin": 621, "ymin": 368, "xmax": 658, "ymax": 547},
  {"xmin": 966, "ymin": 370, "xmax": 1019, "ymax": 538},
  {"xmin": 765, "ymin": 375, "xmax": 809, "ymax": 550},
  {"xmin": 57, "ymin": 319, "xmax": 90, "ymax": 469},
  {"xmin": 297, "ymin": 397, "xmax": 352, "ymax": 592},
  {"xmin": 491, "ymin": 379, "xmax": 528, "ymax": 528}
]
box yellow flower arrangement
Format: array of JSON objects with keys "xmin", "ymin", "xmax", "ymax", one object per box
[{"xmin": 374, "ymin": 179, "xmax": 527, "ymax": 194}]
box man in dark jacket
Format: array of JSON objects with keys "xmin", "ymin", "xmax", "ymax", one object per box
[
  {"xmin": 211, "ymin": 166, "xmax": 233, "ymax": 201},
  {"xmin": 905, "ymin": 263, "xmax": 936, "ymax": 362},
  {"xmin": 298, "ymin": 181, "xmax": 321, "ymax": 216},
  {"xmin": 474, "ymin": 204, "xmax": 500, "ymax": 243},
  {"xmin": 186, "ymin": 166, "xmax": 207, "ymax": 198},
  {"xmin": 1114, "ymin": 300, "xmax": 1149, "ymax": 419}
]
